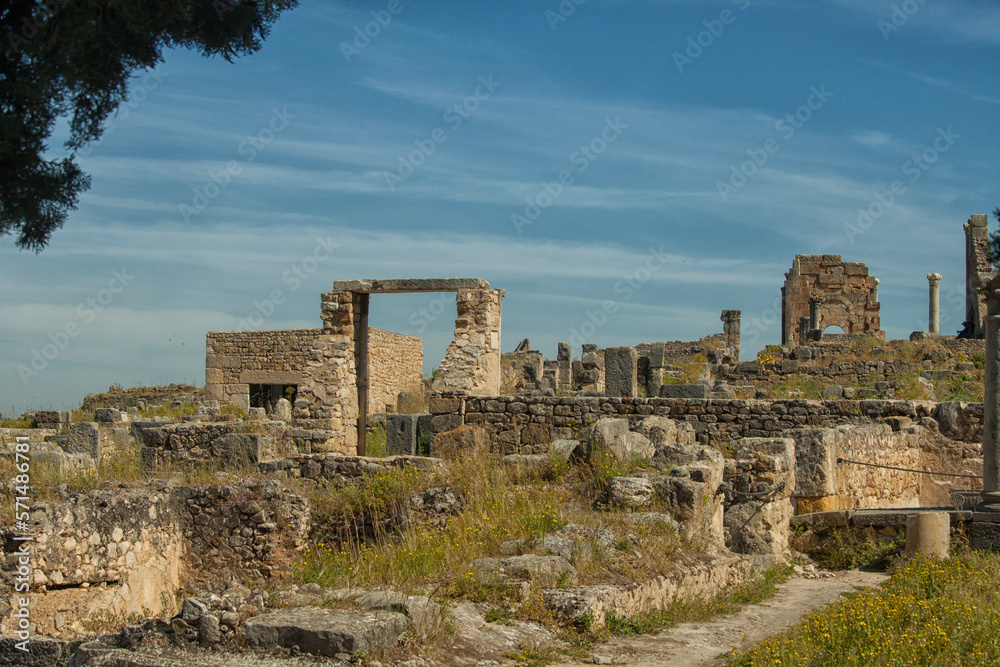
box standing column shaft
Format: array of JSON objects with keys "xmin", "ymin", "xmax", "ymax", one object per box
[
  {"xmin": 808, "ymin": 296, "xmax": 822, "ymax": 331},
  {"xmin": 872, "ymin": 278, "xmax": 880, "ymax": 303},
  {"xmin": 985, "ymin": 310, "xmax": 1000, "ymax": 496},
  {"xmin": 928, "ymin": 273, "xmax": 942, "ymax": 337}
]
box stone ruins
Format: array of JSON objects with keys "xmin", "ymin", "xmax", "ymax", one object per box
[{"xmin": 2, "ymin": 213, "xmax": 998, "ymax": 663}]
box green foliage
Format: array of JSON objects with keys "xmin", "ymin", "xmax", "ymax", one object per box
[
  {"xmin": 1, "ymin": 0, "xmax": 298, "ymax": 250},
  {"xmin": 365, "ymin": 422, "xmax": 387, "ymax": 457},
  {"xmin": 0, "ymin": 418, "xmax": 33, "ymax": 428},
  {"xmin": 811, "ymin": 528, "xmax": 905, "ymax": 570},
  {"xmin": 139, "ymin": 403, "xmax": 199, "ymax": 420}
]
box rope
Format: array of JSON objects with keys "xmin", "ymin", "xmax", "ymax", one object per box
[{"xmin": 837, "ymin": 458, "xmax": 982, "ymax": 480}]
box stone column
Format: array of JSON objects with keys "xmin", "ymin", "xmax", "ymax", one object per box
[
  {"xmin": 721, "ymin": 310, "xmax": 741, "ymax": 362},
  {"xmin": 872, "ymin": 278, "xmax": 879, "ymax": 303},
  {"xmin": 808, "ymin": 296, "xmax": 823, "ymax": 332},
  {"xmin": 556, "ymin": 342, "xmax": 571, "ymax": 389},
  {"xmin": 973, "ymin": 281, "xmax": 1000, "ymax": 549},
  {"xmin": 927, "ymin": 273, "xmax": 942, "ymax": 337}
]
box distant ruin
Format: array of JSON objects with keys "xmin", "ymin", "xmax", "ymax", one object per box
[{"xmin": 781, "ymin": 255, "xmax": 882, "ymax": 346}]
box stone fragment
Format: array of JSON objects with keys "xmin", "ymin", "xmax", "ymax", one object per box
[
  {"xmin": 608, "ymin": 477, "xmax": 654, "ymax": 508},
  {"xmin": 659, "ymin": 384, "xmax": 709, "ymax": 399},
  {"xmin": 604, "ymin": 346, "xmax": 638, "ymax": 398},
  {"xmin": 242, "ymin": 607, "xmax": 408, "ymax": 657}
]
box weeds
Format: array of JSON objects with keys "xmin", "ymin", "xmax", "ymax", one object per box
[
  {"xmin": 810, "ymin": 528, "xmax": 905, "ymax": 570},
  {"xmin": 727, "ymin": 551, "xmax": 1000, "ymax": 666}
]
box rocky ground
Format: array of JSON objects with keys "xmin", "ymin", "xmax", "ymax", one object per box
[{"xmin": 30, "ymin": 566, "xmax": 886, "ymax": 667}]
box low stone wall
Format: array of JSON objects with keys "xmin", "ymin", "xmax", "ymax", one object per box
[
  {"xmin": 258, "ymin": 453, "xmax": 444, "ymax": 481},
  {"xmin": 0, "ymin": 481, "xmax": 309, "ymax": 639},
  {"xmin": 368, "ymin": 328, "xmax": 423, "ymax": 414},
  {"xmin": 793, "ymin": 424, "xmax": 981, "ymax": 513},
  {"xmin": 445, "ymin": 394, "xmax": 982, "ymax": 447}
]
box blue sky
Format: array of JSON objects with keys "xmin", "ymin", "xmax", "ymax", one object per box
[{"xmin": 2, "ymin": 0, "xmax": 998, "ymax": 415}]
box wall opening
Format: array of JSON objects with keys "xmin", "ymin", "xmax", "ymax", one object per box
[{"xmin": 249, "ymin": 384, "xmax": 297, "ymax": 411}]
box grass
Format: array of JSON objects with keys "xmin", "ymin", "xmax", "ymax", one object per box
[
  {"xmin": 296, "ymin": 450, "xmax": 570, "ymax": 592},
  {"xmin": 0, "ymin": 418, "xmax": 34, "ymax": 428},
  {"xmin": 365, "ymin": 422, "xmax": 387, "ymax": 457},
  {"xmin": 726, "ymin": 550, "xmax": 1000, "ymax": 666}
]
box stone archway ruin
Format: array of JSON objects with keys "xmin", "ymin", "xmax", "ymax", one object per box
[{"xmin": 781, "ymin": 255, "xmax": 882, "ymax": 346}]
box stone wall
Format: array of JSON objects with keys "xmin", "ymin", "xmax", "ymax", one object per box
[
  {"xmin": 793, "ymin": 424, "xmax": 982, "ymax": 513},
  {"xmin": 0, "ymin": 481, "xmax": 308, "ymax": 639},
  {"xmin": 368, "ymin": 328, "xmax": 423, "ymax": 414},
  {"xmin": 440, "ymin": 394, "xmax": 983, "ymax": 447},
  {"xmin": 782, "ymin": 255, "xmax": 881, "ymax": 346},
  {"xmin": 206, "ymin": 301, "xmax": 424, "ymax": 455},
  {"xmin": 205, "ymin": 328, "xmax": 320, "ymax": 412},
  {"xmin": 431, "ymin": 288, "xmax": 504, "ymax": 395}
]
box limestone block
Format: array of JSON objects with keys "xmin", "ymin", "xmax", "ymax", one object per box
[
  {"xmin": 396, "ymin": 391, "xmax": 427, "ymax": 415},
  {"xmin": 636, "ymin": 415, "xmax": 696, "ymax": 448},
  {"xmin": 386, "ymin": 414, "xmax": 420, "ymax": 456},
  {"xmin": 821, "ymin": 385, "xmax": 843, "ymax": 399},
  {"xmin": 604, "ymin": 347, "xmax": 638, "ymax": 398},
  {"xmin": 609, "ymin": 477, "xmax": 654, "ymax": 508},
  {"xmin": 242, "ymin": 607, "xmax": 408, "ymax": 658},
  {"xmin": 659, "ymin": 384, "xmax": 709, "ymax": 399},
  {"xmin": 724, "ymin": 498, "xmax": 794, "ymax": 555},
  {"xmin": 93, "ymin": 408, "xmax": 120, "ymax": 423},
  {"xmin": 587, "ymin": 418, "xmax": 653, "ymax": 462},
  {"xmin": 790, "ymin": 428, "xmax": 837, "ymax": 497},
  {"xmin": 66, "ymin": 422, "xmax": 100, "ymax": 461}
]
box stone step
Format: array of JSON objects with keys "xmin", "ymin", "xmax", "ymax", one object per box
[{"xmin": 241, "ymin": 607, "xmax": 407, "ymax": 658}]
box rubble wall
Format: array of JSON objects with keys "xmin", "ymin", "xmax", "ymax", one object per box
[
  {"xmin": 0, "ymin": 482, "xmax": 309, "ymax": 639},
  {"xmin": 367, "ymin": 328, "xmax": 423, "ymax": 414}
]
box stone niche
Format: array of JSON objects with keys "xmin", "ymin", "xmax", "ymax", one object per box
[{"xmin": 781, "ymin": 255, "xmax": 882, "ymax": 347}]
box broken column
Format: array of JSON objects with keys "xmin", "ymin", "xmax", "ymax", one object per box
[
  {"xmin": 578, "ymin": 344, "xmax": 602, "ymax": 391},
  {"xmin": 647, "ymin": 341, "xmax": 665, "ymax": 396},
  {"xmin": 973, "ymin": 275, "xmax": 1000, "ymax": 550},
  {"xmin": 556, "ymin": 342, "xmax": 571, "ymax": 389},
  {"xmin": 808, "ymin": 295, "xmax": 822, "ymax": 333},
  {"xmin": 928, "ymin": 273, "xmax": 942, "ymax": 337},
  {"xmin": 604, "ymin": 347, "xmax": 637, "ymax": 397},
  {"xmin": 872, "ymin": 278, "xmax": 879, "ymax": 303},
  {"xmin": 721, "ymin": 310, "xmax": 741, "ymax": 362}
]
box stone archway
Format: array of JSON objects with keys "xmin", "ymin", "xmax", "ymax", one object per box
[{"xmin": 781, "ymin": 255, "xmax": 882, "ymax": 346}]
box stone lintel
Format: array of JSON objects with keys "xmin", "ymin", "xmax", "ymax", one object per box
[
  {"xmin": 239, "ymin": 370, "xmax": 303, "ymax": 385},
  {"xmin": 332, "ymin": 278, "xmax": 490, "ymax": 293}
]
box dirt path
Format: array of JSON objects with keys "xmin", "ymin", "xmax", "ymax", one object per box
[{"xmin": 557, "ymin": 569, "xmax": 888, "ymax": 667}]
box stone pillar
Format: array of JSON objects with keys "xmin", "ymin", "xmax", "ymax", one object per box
[
  {"xmin": 721, "ymin": 310, "xmax": 741, "ymax": 362},
  {"xmin": 966, "ymin": 214, "xmax": 991, "ymax": 338},
  {"xmin": 905, "ymin": 512, "xmax": 950, "ymax": 559},
  {"xmin": 556, "ymin": 342, "xmax": 572, "ymax": 389},
  {"xmin": 647, "ymin": 341, "xmax": 665, "ymax": 396},
  {"xmin": 578, "ymin": 344, "xmax": 602, "ymax": 390},
  {"xmin": 798, "ymin": 316, "xmax": 810, "ymax": 345},
  {"xmin": 928, "ymin": 273, "xmax": 942, "ymax": 337},
  {"xmin": 431, "ymin": 288, "xmax": 505, "ymax": 396},
  {"xmin": 808, "ymin": 296, "xmax": 822, "ymax": 332},
  {"xmin": 604, "ymin": 347, "xmax": 637, "ymax": 397},
  {"xmin": 973, "ymin": 280, "xmax": 1000, "ymax": 549},
  {"xmin": 872, "ymin": 278, "xmax": 879, "ymax": 303}
]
